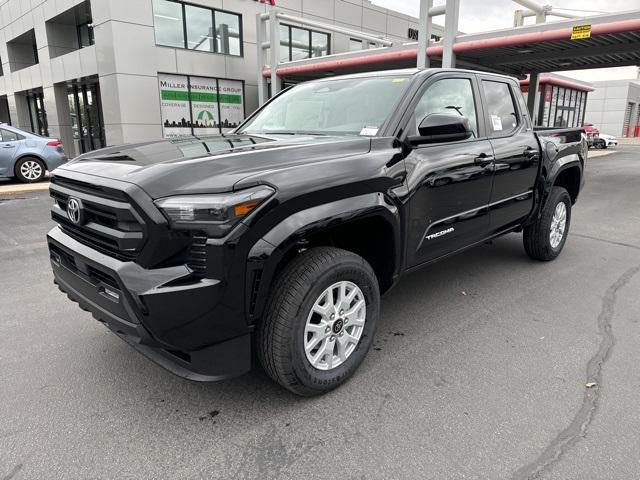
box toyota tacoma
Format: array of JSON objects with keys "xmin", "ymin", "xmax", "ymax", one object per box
[{"xmin": 47, "ymin": 69, "xmax": 586, "ymax": 395}]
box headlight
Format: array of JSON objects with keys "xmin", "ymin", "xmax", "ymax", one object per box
[{"xmin": 155, "ymin": 186, "xmax": 274, "ymax": 236}]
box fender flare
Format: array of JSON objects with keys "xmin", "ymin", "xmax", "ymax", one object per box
[
  {"xmin": 527, "ymin": 148, "xmax": 584, "ymax": 225},
  {"xmin": 244, "ymin": 192, "xmax": 401, "ymax": 323}
]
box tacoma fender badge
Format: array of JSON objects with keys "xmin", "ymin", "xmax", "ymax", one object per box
[{"xmin": 426, "ymin": 227, "xmax": 454, "ymax": 240}]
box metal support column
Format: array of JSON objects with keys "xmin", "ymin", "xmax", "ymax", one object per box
[
  {"xmin": 527, "ymin": 72, "xmax": 539, "ymax": 120},
  {"xmin": 256, "ymin": 13, "xmax": 267, "ymax": 106},
  {"xmin": 417, "ymin": 0, "xmax": 433, "ymax": 69},
  {"xmin": 442, "ymin": 0, "xmax": 460, "ymax": 68},
  {"xmin": 268, "ymin": 9, "xmax": 281, "ymax": 98}
]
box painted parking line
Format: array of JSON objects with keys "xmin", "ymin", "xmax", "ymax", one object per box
[{"xmin": 589, "ymin": 150, "xmax": 615, "ymax": 158}]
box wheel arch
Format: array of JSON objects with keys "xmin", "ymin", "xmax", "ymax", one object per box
[
  {"xmin": 245, "ymin": 192, "xmax": 402, "ymax": 324},
  {"xmin": 552, "ymin": 162, "xmax": 582, "ymax": 204}
]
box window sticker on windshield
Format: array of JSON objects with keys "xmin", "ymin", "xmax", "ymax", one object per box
[
  {"xmin": 360, "ymin": 126, "xmax": 379, "ymax": 136},
  {"xmin": 391, "ymin": 78, "xmax": 406, "ymax": 83},
  {"xmin": 491, "ymin": 115, "xmax": 503, "ymax": 131}
]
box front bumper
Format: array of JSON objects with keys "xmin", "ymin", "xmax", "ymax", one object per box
[{"xmin": 47, "ymin": 226, "xmax": 251, "ymax": 381}]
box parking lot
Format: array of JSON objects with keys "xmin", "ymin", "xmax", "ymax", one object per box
[{"xmin": 1, "ymin": 146, "xmax": 639, "ymax": 480}]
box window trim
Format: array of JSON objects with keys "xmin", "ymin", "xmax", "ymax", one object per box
[
  {"xmin": 478, "ymin": 78, "xmax": 522, "ymax": 139},
  {"xmin": 152, "ymin": 0, "xmax": 243, "ymax": 57},
  {"xmin": 399, "ymin": 72, "xmax": 486, "ymax": 147}
]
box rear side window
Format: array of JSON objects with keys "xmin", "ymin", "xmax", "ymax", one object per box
[
  {"xmin": 414, "ymin": 78, "xmax": 479, "ymax": 138},
  {"xmin": 0, "ymin": 129, "xmax": 22, "ymax": 142},
  {"xmin": 482, "ymin": 80, "xmax": 519, "ymax": 136}
]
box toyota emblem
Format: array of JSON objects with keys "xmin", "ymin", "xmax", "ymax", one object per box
[{"xmin": 66, "ymin": 197, "xmax": 84, "ymax": 225}]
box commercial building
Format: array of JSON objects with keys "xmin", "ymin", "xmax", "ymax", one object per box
[
  {"xmin": 583, "ymin": 78, "xmax": 640, "ymax": 137},
  {"xmin": 0, "ymin": 0, "xmax": 436, "ymax": 157},
  {"xmin": 519, "ymin": 73, "xmax": 593, "ymax": 128}
]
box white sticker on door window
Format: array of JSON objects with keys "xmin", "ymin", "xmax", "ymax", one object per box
[
  {"xmin": 491, "ymin": 115, "xmax": 503, "ymax": 131},
  {"xmin": 360, "ymin": 126, "xmax": 379, "ymax": 136}
]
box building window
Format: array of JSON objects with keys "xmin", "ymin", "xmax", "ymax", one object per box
[
  {"xmin": 349, "ymin": 38, "xmax": 362, "ymax": 51},
  {"xmin": 152, "ymin": 0, "xmax": 243, "ymax": 56},
  {"xmin": 7, "ymin": 29, "xmax": 39, "ymax": 72},
  {"xmin": 311, "ymin": 31, "xmax": 329, "ymax": 57},
  {"xmin": 158, "ymin": 73, "xmax": 245, "ymax": 138},
  {"xmin": 215, "ymin": 10, "xmax": 241, "ymax": 56},
  {"xmin": 279, "ymin": 24, "xmax": 330, "ymax": 62},
  {"xmin": 46, "ymin": 1, "xmax": 94, "ymax": 58},
  {"xmin": 77, "ymin": 22, "xmax": 95, "ymax": 48},
  {"xmin": 185, "ymin": 4, "xmax": 213, "ymax": 52},
  {"xmin": 153, "ymin": 0, "xmax": 186, "ymax": 48}
]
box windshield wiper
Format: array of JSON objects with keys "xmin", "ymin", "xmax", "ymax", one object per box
[{"xmin": 254, "ymin": 131, "xmax": 330, "ymax": 136}]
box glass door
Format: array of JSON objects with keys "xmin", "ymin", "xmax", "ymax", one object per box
[{"xmin": 68, "ymin": 81, "xmax": 105, "ymax": 153}]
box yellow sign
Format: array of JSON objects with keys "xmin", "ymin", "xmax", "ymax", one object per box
[{"xmin": 571, "ymin": 24, "xmax": 591, "ymax": 40}]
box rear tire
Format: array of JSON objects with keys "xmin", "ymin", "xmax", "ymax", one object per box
[
  {"xmin": 257, "ymin": 247, "xmax": 380, "ymax": 396},
  {"xmin": 523, "ymin": 186, "xmax": 571, "ymax": 261},
  {"xmin": 15, "ymin": 157, "xmax": 46, "ymax": 183}
]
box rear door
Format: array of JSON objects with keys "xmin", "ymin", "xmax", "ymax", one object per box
[
  {"xmin": 0, "ymin": 128, "xmax": 21, "ymax": 177},
  {"xmin": 402, "ymin": 73, "xmax": 495, "ymax": 267},
  {"xmin": 478, "ymin": 76, "xmax": 540, "ymax": 234}
]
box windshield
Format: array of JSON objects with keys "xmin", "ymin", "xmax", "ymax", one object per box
[{"xmin": 239, "ymin": 76, "xmax": 411, "ymax": 136}]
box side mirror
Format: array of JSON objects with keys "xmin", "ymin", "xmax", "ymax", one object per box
[{"xmin": 408, "ymin": 113, "xmax": 473, "ymax": 146}]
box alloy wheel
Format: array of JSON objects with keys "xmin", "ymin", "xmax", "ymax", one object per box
[
  {"xmin": 20, "ymin": 160, "xmax": 43, "ymax": 181},
  {"xmin": 549, "ymin": 201, "xmax": 567, "ymax": 249},
  {"xmin": 304, "ymin": 281, "xmax": 366, "ymax": 371}
]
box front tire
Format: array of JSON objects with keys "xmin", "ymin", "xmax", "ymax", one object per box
[
  {"xmin": 15, "ymin": 157, "xmax": 46, "ymax": 183},
  {"xmin": 257, "ymin": 247, "xmax": 380, "ymax": 396},
  {"xmin": 523, "ymin": 187, "xmax": 571, "ymax": 261}
]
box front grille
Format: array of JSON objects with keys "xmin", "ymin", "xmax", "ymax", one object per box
[
  {"xmin": 50, "ymin": 176, "xmax": 146, "ymax": 261},
  {"xmin": 186, "ymin": 233, "xmax": 207, "ymax": 275}
]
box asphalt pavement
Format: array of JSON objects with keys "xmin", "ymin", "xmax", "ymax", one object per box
[{"xmin": 1, "ymin": 146, "xmax": 639, "ymax": 480}]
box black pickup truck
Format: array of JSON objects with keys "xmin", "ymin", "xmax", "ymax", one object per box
[{"xmin": 47, "ymin": 69, "xmax": 586, "ymax": 395}]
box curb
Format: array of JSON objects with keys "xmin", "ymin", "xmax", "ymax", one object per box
[{"xmin": 0, "ymin": 182, "xmax": 50, "ymax": 196}]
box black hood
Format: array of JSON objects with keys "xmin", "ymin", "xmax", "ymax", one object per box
[{"xmin": 58, "ymin": 134, "xmax": 372, "ymax": 198}]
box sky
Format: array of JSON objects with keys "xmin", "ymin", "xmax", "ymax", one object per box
[{"xmin": 370, "ymin": 0, "xmax": 640, "ymax": 82}]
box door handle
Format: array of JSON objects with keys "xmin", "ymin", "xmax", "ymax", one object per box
[
  {"xmin": 523, "ymin": 147, "xmax": 538, "ymax": 159},
  {"xmin": 2, "ymin": 144, "xmax": 15, "ymax": 148},
  {"xmin": 474, "ymin": 153, "xmax": 494, "ymax": 167}
]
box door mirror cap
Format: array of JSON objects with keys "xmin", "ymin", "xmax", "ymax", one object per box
[{"xmin": 408, "ymin": 113, "xmax": 473, "ymax": 146}]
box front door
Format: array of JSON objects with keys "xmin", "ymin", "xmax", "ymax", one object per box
[{"xmin": 403, "ymin": 74, "xmax": 495, "ymax": 267}]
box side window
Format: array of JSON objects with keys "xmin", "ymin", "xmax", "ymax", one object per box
[
  {"xmin": 482, "ymin": 80, "xmax": 519, "ymax": 136},
  {"xmin": 413, "ymin": 78, "xmax": 478, "ymax": 139},
  {"xmin": 0, "ymin": 129, "xmax": 20, "ymax": 142}
]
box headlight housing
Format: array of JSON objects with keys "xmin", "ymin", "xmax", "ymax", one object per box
[{"xmin": 155, "ymin": 186, "xmax": 274, "ymax": 237}]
